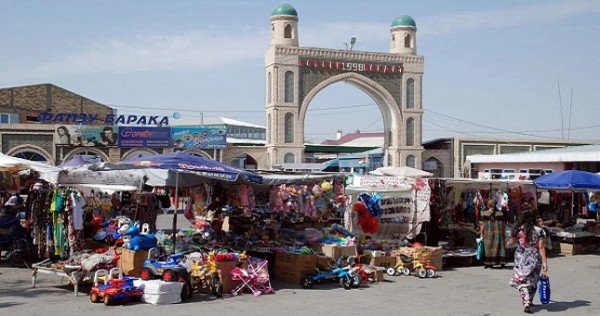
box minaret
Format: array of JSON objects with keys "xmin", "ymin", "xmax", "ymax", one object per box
[
  {"xmin": 269, "ymin": 3, "xmax": 299, "ymax": 47},
  {"xmin": 390, "ymin": 14, "xmax": 417, "ymax": 55}
]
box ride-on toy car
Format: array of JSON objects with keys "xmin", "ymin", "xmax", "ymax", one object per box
[
  {"xmin": 301, "ymin": 256, "xmax": 360, "ymax": 290},
  {"xmin": 89, "ymin": 268, "xmax": 143, "ymax": 306},
  {"xmin": 140, "ymin": 247, "xmax": 193, "ymax": 300}
]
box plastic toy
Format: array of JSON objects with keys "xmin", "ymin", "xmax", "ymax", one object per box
[
  {"xmin": 89, "ymin": 268, "xmax": 143, "ymax": 306},
  {"xmin": 411, "ymin": 251, "xmax": 436, "ymax": 278},
  {"xmin": 230, "ymin": 257, "xmax": 274, "ymax": 296},
  {"xmin": 123, "ymin": 222, "xmax": 157, "ymax": 251},
  {"xmin": 187, "ymin": 252, "xmax": 223, "ymax": 298},
  {"xmin": 301, "ymin": 256, "xmax": 360, "ymax": 290},
  {"xmin": 140, "ymin": 248, "xmax": 193, "ymax": 300},
  {"xmin": 386, "ymin": 254, "xmax": 412, "ymax": 276}
]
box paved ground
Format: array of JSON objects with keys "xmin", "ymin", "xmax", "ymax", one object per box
[{"xmin": 1, "ymin": 213, "xmax": 598, "ymax": 316}]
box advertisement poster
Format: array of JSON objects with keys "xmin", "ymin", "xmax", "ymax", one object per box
[
  {"xmin": 118, "ymin": 126, "xmax": 171, "ymax": 148},
  {"xmin": 171, "ymin": 127, "xmax": 227, "ymax": 149},
  {"xmin": 55, "ymin": 125, "xmax": 119, "ymax": 147}
]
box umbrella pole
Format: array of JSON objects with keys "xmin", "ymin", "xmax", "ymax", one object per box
[
  {"xmin": 172, "ymin": 172, "xmax": 179, "ymax": 254},
  {"xmin": 571, "ymin": 192, "xmax": 575, "ymax": 222}
]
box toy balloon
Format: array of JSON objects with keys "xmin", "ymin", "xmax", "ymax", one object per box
[{"xmin": 321, "ymin": 181, "xmax": 332, "ymax": 192}]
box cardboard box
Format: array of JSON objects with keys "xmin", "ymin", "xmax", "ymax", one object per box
[
  {"xmin": 274, "ymin": 268, "xmax": 315, "ymax": 284},
  {"xmin": 396, "ymin": 246, "xmax": 443, "ymax": 271},
  {"xmin": 312, "ymin": 244, "xmax": 357, "ymax": 259},
  {"xmin": 316, "ymin": 255, "xmax": 332, "ymax": 269},
  {"xmin": 560, "ymin": 242, "xmax": 597, "ymax": 255},
  {"xmin": 118, "ymin": 248, "xmax": 149, "ymax": 277},
  {"xmin": 368, "ymin": 256, "xmax": 398, "ymax": 269},
  {"xmin": 275, "ymin": 253, "xmax": 316, "ymax": 271},
  {"xmin": 217, "ymin": 261, "xmax": 243, "ymax": 294}
]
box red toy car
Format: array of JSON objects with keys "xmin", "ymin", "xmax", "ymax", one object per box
[{"xmin": 89, "ymin": 268, "xmax": 143, "ymax": 306}]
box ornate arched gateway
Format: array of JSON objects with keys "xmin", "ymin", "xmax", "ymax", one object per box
[{"xmin": 265, "ymin": 4, "xmax": 424, "ymax": 168}]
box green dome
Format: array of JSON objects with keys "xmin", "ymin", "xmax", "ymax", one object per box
[
  {"xmin": 391, "ymin": 15, "xmax": 416, "ymax": 27},
  {"xmin": 272, "ymin": 3, "xmax": 298, "ymax": 16}
]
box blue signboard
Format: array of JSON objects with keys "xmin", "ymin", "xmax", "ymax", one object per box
[
  {"xmin": 171, "ymin": 127, "xmax": 227, "ymax": 149},
  {"xmin": 118, "ymin": 126, "xmax": 172, "ymax": 148}
]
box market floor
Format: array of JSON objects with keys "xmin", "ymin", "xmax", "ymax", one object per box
[{"xmin": 1, "ymin": 214, "xmax": 598, "ymax": 316}]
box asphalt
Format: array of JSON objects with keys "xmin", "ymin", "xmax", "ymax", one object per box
[{"xmin": 1, "ymin": 213, "xmax": 599, "ymax": 316}]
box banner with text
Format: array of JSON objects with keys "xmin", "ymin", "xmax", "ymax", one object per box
[
  {"xmin": 171, "ymin": 127, "xmax": 227, "ymax": 149},
  {"xmin": 118, "ymin": 126, "xmax": 172, "ymax": 148}
]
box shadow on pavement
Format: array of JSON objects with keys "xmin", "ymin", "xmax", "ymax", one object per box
[{"xmin": 536, "ymin": 300, "xmax": 591, "ymax": 312}]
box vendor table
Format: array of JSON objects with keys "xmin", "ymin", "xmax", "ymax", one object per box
[{"xmin": 31, "ymin": 259, "xmax": 94, "ymax": 296}]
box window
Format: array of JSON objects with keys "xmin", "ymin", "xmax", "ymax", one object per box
[
  {"xmin": 284, "ymin": 71, "xmax": 294, "ymax": 102},
  {"xmin": 406, "ymin": 118, "xmax": 415, "ymax": 146},
  {"xmin": 406, "ymin": 78, "xmax": 415, "ymax": 108},
  {"xmin": 284, "ymin": 112, "xmax": 294, "ymax": 143},
  {"xmin": 267, "ymin": 114, "xmax": 272, "ymax": 143},
  {"xmin": 0, "ymin": 114, "xmax": 8, "ymax": 124},
  {"xmin": 406, "ymin": 155, "xmax": 416, "ymax": 168},
  {"xmin": 267, "ymin": 72, "xmax": 272, "ymax": 103},
  {"xmin": 284, "ymin": 152, "xmax": 295, "ymax": 163},
  {"xmin": 1, "ymin": 113, "xmax": 18, "ymax": 124},
  {"xmin": 404, "ymin": 34, "xmax": 412, "ymax": 48},
  {"xmin": 284, "ymin": 24, "xmax": 292, "ymax": 39}
]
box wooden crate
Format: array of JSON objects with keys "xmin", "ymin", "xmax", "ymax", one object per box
[{"xmin": 560, "ymin": 242, "xmax": 597, "ymax": 255}]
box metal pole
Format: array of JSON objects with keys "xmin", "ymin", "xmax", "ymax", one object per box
[{"xmin": 171, "ymin": 172, "xmax": 179, "ymax": 253}]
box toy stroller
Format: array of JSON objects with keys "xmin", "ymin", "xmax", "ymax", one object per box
[{"xmin": 231, "ymin": 257, "xmax": 274, "ymax": 296}]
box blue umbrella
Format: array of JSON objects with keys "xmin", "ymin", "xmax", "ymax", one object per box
[
  {"xmin": 533, "ymin": 169, "xmax": 600, "ymax": 191},
  {"xmin": 120, "ymin": 152, "xmax": 262, "ymax": 184}
]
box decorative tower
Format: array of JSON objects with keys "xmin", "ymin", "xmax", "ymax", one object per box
[
  {"xmin": 390, "ymin": 15, "xmax": 417, "ymax": 55},
  {"xmin": 265, "ymin": 3, "xmax": 303, "ymax": 168},
  {"xmin": 269, "ymin": 3, "xmax": 299, "ymax": 47}
]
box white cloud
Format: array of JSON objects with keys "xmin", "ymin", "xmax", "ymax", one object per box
[{"xmin": 3, "ymin": 0, "xmax": 598, "ymax": 80}]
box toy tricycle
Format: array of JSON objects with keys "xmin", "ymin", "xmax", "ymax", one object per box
[
  {"xmin": 89, "ymin": 268, "xmax": 143, "ymax": 305},
  {"xmin": 386, "ymin": 254, "xmax": 412, "ymax": 276},
  {"xmin": 187, "ymin": 252, "xmax": 223, "ymax": 298},
  {"xmin": 411, "ymin": 251, "xmax": 436, "ymax": 278},
  {"xmin": 140, "ymin": 247, "xmax": 193, "ymax": 300},
  {"xmin": 301, "ymin": 256, "xmax": 360, "ymax": 290}
]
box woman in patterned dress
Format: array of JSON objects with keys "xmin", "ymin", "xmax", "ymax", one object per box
[
  {"xmin": 480, "ymin": 199, "xmax": 507, "ymax": 268},
  {"xmin": 508, "ymin": 210, "xmax": 548, "ymax": 314}
]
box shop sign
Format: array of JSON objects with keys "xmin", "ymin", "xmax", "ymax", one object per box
[
  {"xmin": 299, "ymin": 59, "xmax": 403, "ymax": 74},
  {"xmin": 55, "ymin": 125, "xmax": 119, "ymax": 147},
  {"xmin": 38, "ymin": 112, "xmax": 170, "ymax": 126},
  {"xmin": 118, "ymin": 126, "xmax": 171, "ymax": 148},
  {"xmin": 171, "ymin": 127, "xmax": 227, "ymax": 149}
]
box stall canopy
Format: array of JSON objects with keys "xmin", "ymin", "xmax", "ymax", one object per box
[
  {"xmin": 94, "ymin": 152, "xmax": 262, "ymax": 184},
  {"xmin": 0, "ymin": 153, "xmax": 61, "ymax": 174},
  {"xmin": 533, "ymin": 169, "xmax": 600, "ymax": 191},
  {"xmin": 369, "ymin": 166, "xmax": 433, "ymax": 177},
  {"xmin": 253, "ymin": 170, "xmax": 347, "ymax": 186}
]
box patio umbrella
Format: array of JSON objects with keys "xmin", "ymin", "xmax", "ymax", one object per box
[
  {"xmin": 534, "ymin": 169, "xmax": 600, "ymax": 219},
  {"xmin": 533, "ymin": 169, "xmax": 600, "ymax": 191},
  {"xmin": 93, "ymin": 151, "xmax": 263, "ymax": 252}
]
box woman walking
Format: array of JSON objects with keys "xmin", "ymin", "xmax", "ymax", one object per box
[
  {"xmin": 508, "ymin": 210, "xmax": 548, "ymax": 314},
  {"xmin": 480, "ymin": 199, "xmax": 507, "ymax": 268}
]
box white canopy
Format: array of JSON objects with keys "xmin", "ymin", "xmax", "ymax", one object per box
[
  {"xmin": 369, "ymin": 166, "xmax": 433, "ymax": 177},
  {"xmin": 0, "ymin": 153, "xmax": 61, "ymax": 173}
]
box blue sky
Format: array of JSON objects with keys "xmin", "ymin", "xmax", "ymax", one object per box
[{"xmin": 1, "ymin": 0, "xmax": 599, "ymax": 144}]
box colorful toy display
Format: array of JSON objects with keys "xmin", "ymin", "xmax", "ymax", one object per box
[{"xmin": 124, "ymin": 222, "xmax": 157, "ymax": 251}]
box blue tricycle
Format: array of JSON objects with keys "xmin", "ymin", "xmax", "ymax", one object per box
[{"xmin": 301, "ymin": 256, "xmax": 360, "ymax": 290}]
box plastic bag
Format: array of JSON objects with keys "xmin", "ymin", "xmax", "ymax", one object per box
[
  {"xmin": 476, "ymin": 237, "xmax": 484, "ymax": 260},
  {"xmin": 539, "ymin": 273, "xmax": 551, "ymax": 304}
]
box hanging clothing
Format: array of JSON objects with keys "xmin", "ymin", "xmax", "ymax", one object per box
[{"xmin": 71, "ymin": 192, "xmax": 86, "ymax": 230}]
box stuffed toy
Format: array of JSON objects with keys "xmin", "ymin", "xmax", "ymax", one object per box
[{"xmin": 353, "ymin": 201, "xmax": 379, "ymax": 234}]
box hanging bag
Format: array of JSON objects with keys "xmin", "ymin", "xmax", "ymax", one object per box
[
  {"xmin": 476, "ymin": 237, "xmax": 484, "ymax": 260},
  {"xmin": 539, "ymin": 273, "xmax": 551, "ymax": 305}
]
